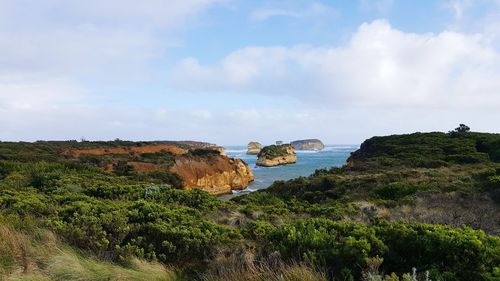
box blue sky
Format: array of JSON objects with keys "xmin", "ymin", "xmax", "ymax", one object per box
[{"xmin": 1, "ymin": 0, "xmax": 500, "ymax": 144}]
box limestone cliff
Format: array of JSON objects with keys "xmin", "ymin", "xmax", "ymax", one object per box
[
  {"xmin": 246, "ymin": 142, "xmax": 262, "ymax": 155},
  {"xmin": 64, "ymin": 141, "xmax": 252, "ymax": 195},
  {"xmin": 256, "ymin": 144, "xmax": 297, "ymax": 167},
  {"xmin": 290, "ymin": 139, "xmax": 325, "ymax": 151},
  {"xmin": 170, "ymin": 154, "xmax": 254, "ymax": 195}
]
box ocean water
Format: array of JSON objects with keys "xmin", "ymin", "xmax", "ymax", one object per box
[{"xmin": 222, "ymin": 145, "xmax": 359, "ymax": 198}]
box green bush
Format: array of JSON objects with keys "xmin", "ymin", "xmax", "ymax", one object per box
[
  {"xmin": 375, "ymin": 221, "xmax": 500, "ymax": 281},
  {"xmin": 375, "ymin": 183, "xmax": 435, "ymax": 201},
  {"xmin": 243, "ymin": 220, "xmax": 276, "ymax": 241},
  {"xmin": 258, "ymin": 145, "xmax": 290, "ymax": 159},
  {"xmin": 268, "ymin": 218, "xmax": 386, "ymax": 279}
]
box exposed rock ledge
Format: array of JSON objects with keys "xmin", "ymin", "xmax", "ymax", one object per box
[
  {"xmin": 291, "ymin": 139, "xmax": 325, "ymax": 151},
  {"xmin": 170, "ymin": 155, "xmax": 254, "ymax": 195},
  {"xmin": 256, "ymin": 144, "xmax": 297, "ymax": 167},
  {"xmin": 64, "ymin": 142, "xmax": 250, "ymax": 195},
  {"xmin": 247, "ymin": 142, "xmax": 262, "ymax": 155}
]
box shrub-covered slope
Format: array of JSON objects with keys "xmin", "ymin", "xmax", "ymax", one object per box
[
  {"xmin": 348, "ymin": 132, "xmax": 500, "ymax": 167},
  {"xmin": 0, "ymin": 132, "xmax": 499, "ymax": 281}
]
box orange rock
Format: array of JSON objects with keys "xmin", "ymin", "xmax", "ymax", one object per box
[{"xmin": 170, "ymin": 154, "xmax": 254, "ymax": 195}]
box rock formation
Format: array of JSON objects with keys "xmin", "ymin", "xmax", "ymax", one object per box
[
  {"xmin": 170, "ymin": 155, "xmax": 254, "ymax": 195},
  {"xmin": 290, "ymin": 139, "xmax": 325, "ymax": 151},
  {"xmin": 246, "ymin": 142, "xmax": 262, "ymax": 155},
  {"xmin": 256, "ymin": 144, "xmax": 297, "ymax": 167},
  {"xmin": 64, "ymin": 141, "xmax": 252, "ymax": 195}
]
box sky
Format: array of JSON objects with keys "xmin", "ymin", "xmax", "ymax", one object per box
[{"xmin": 1, "ymin": 0, "xmax": 500, "ymax": 145}]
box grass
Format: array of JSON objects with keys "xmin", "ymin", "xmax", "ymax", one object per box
[
  {"xmin": 0, "ymin": 221, "xmax": 181, "ymax": 281},
  {"xmin": 202, "ymin": 264, "xmax": 327, "ymax": 281},
  {"xmin": 202, "ymin": 256, "xmax": 327, "ymax": 281}
]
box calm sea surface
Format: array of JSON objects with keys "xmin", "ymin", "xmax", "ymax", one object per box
[{"xmin": 221, "ymin": 145, "xmax": 359, "ymax": 198}]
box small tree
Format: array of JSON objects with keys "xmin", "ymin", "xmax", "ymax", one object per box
[{"xmin": 453, "ymin": 124, "xmax": 470, "ymax": 133}]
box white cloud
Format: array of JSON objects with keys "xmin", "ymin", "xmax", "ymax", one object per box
[
  {"xmin": 171, "ymin": 20, "xmax": 500, "ymax": 109},
  {"xmin": 0, "ymin": 0, "xmax": 232, "ymax": 142},
  {"xmin": 0, "ymin": 0, "xmax": 224, "ymax": 139},
  {"xmin": 0, "ymin": 74, "xmax": 83, "ymax": 110},
  {"xmin": 445, "ymin": 0, "xmax": 477, "ymax": 21},
  {"xmin": 0, "ymin": 0, "xmax": 224, "ymax": 77},
  {"xmin": 250, "ymin": 2, "xmax": 336, "ymax": 21}
]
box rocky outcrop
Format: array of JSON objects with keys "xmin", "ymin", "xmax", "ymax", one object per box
[
  {"xmin": 170, "ymin": 155, "xmax": 254, "ymax": 195},
  {"xmin": 290, "ymin": 139, "xmax": 325, "ymax": 151},
  {"xmin": 256, "ymin": 144, "xmax": 297, "ymax": 167},
  {"xmin": 64, "ymin": 141, "xmax": 253, "ymax": 195},
  {"xmin": 246, "ymin": 142, "xmax": 262, "ymax": 155}
]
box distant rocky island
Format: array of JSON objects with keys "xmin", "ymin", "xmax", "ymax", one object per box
[
  {"xmin": 246, "ymin": 141, "xmax": 262, "ymax": 155},
  {"xmin": 291, "ymin": 139, "xmax": 325, "ymax": 150},
  {"xmin": 256, "ymin": 144, "xmax": 297, "ymax": 167}
]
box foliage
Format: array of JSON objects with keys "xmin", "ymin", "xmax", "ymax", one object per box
[
  {"xmin": 265, "ymin": 219, "xmax": 499, "ymax": 281},
  {"xmin": 454, "ymin": 124, "xmax": 471, "ymax": 133},
  {"xmin": 349, "ymin": 132, "xmax": 500, "ymax": 167},
  {"xmin": 268, "ymin": 219, "xmax": 387, "ymax": 279},
  {"xmin": 189, "ymin": 149, "xmax": 221, "ymax": 157},
  {"xmin": 258, "ymin": 145, "xmax": 291, "ymax": 159},
  {"xmin": 0, "ymin": 133, "xmax": 499, "ymax": 281}
]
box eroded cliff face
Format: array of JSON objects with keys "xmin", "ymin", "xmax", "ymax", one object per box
[
  {"xmin": 256, "ymin": 144, "xmax": 297, "ymax": 167},
  {"xmin": 290, "ymin": 139, "xmax": 325, "ymax": 151},
  {"xmin": 170, "ymin": 155, "xmax": 254, "ymax": 195},
  {"xmin": 64, "ymin": 142, "xmax": 252, "ymax": 195}
]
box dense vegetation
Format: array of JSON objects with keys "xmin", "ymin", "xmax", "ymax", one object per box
[
  {"xmin": 348, "ymin": 131, "xmax": 500, "ymax": 167},
  {"xmin": 258, "ymin": 144, "xmax": 293, "ymax": 159},
  {"xmin": 0, "ymin": 131, "xmax": 499, "ymax": 280}
]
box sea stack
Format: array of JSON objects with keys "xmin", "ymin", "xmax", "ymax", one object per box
[
  {"xmin": 247, "ymin": 142, "xmax": 262, "ymax": 155},
  {"xmin": 256, "ymin": 144, "xmax": 297, "ymax": 167},
  {"xmin": 291, "ymin": 139, "xmax": 325, "ymax": 151}
]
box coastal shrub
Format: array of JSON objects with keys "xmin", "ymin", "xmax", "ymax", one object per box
[
  {"xmin": 190, "ymin": 148, "xmax": 221, "ymax": 157},
  {"xmin": 349, "ymin": 132, "xmax": 500, "ymax": 166},
  {"xmin": 263, "ymin": 175, "xmax": 346, "ymax": 203},
  {"xmin": 486, "ymin": 176, "xmax": 500, "ymax": 190},
  {"xmin": 47, "ymin": 197, "xmax": 238, "ymax": 263},
  {"xmin": 145, "ymin": 186, "xmax": 224, "ymax": 211},
  {"xmin": 374, "ymin": 184, "xmax": 435, "ymax": 201},
  {"xmin": 84, "ymin": 183, "xmax": 144, "ymax": 200},
  {"xmin": 265, "ymin": 219, "xmax": 500, "ymax": 281},
  {"xmin": 135, "ymin": 170, "xmax": 183, "ymax": 188},
  {"xmin": 0, "ymin": 162, "xmax": 10, "ymax": 180},
  {"xmin": 125, "ymin": 200, "xmax": 240, "ymax": 263},
  {"xmin": 47, "ymin": 198, "xmax": 131, "ymax": 258},
  {"xmin": 139, "ymin": 152, "xmax": 176, "ymax": 165},
  {"xmin": 0, "ymin": 189, "xmax": 53, "ymax": 217},
  {"xmin": 268, "ymin": 218, "xmax": 387, "ymax": 279},
  {"xmin": 243, "ymin": 220, "xmax": 276, "ymax": 241},
  {"xmin": 445, "ymin": 153, "xmax": 489, "ymax": 164},
  {"xmin": 113, "ymin": 160, "xmax": 135, "ymax": 176},
  {"xmin": 375, "ymin": 221, "xmax": 500, "ymax": 281}
]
